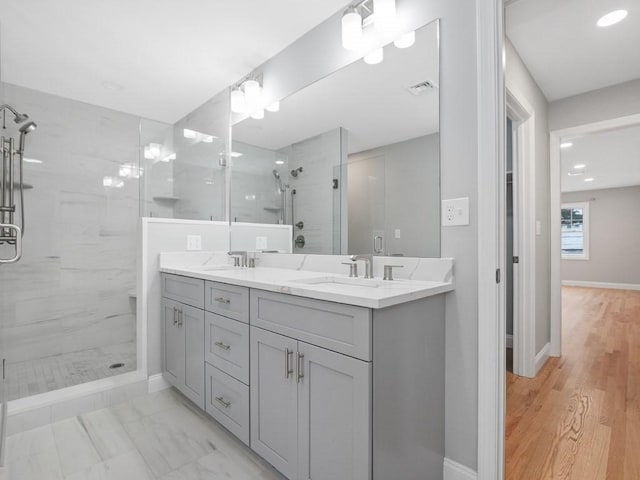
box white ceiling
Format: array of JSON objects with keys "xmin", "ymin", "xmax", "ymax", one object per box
[
  {"xmin": 0, "ymin": 0, "xmax": 349, "ymax": 123},
  {"xmin": 561, "ymin": 124, "xmax": 640, "ymax": 192},
  {"xmin": 506, "ymin": 0, "xmax": 640, "ymax": 101},
  {"xmin": 232, "ymin": 21, "xmax": 439, "ymax": 155}
]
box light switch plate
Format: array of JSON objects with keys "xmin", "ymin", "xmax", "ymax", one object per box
[
  {"xmin": 442, "ymin": 197, "xmax": 470, "ymax": 226},
  {"xmin": 536, "ymin": 220, "xmax": 542, "ymax": 236},
  {"xmin": 186, "ymin": 235, "xmax": 202, "ymax": 251},
  {"xmin": 394, "ymin": 229, "xmax": 401, "ymax": 239},
  {"xmin": 256, "ymin": 236, "xmax": 268, "ymax": 250}
]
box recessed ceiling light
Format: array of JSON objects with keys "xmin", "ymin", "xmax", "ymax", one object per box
[
  {"xmin": 584, "ymin": 177, "xmax": 595, "ymax": 182},
  {"xmin": 573, "ymin": 164, "xmax": 586, "ymax": 169},
  {"xmin": 230, "ymin": 152, "xmax": 243, "ymax": 158},
  {"xmin": 560, "ymin": 142, "xmax": 573, "ymax": 149},
  {"xmin": 597, "ymin": 10, "xmax": 628, "ymax": 27},
  {"xmin": 275, "ymin": 160, "xmax": 285, "ymax": 165}
]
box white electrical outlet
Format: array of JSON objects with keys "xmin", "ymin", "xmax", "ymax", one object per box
[
  {"xmin": 186, "ymin": 235, "xmax": 202, "ymax": 251},
  {"xmin": 256, "ymin": 236, "xmax": 268, "ymax": 250},
  {"xmin": 442, "ymin": 197, "xmax": 470, "ymax": 226}
]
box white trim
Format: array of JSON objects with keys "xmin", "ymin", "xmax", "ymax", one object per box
[
  {"xmin": 476, "ymin": 0, "xmax": 505, "ymax": 478},
  {"xmin": 444, "ymin": 457, "xmax": 478, "ymax": 480},
  {"xmin": 506, "ymin": 85, "xmax": 537, "ymax": 378},
  {"xmin": 550, "ymin": 113, "xmax": 640, "ymax": 358},
  {"xmin": 7, "ymin": 371, "xmax": 146, "ymax": 416},
  {"xmin": 562, "ymin": 280, "xmax": 640, "ymax": 291},
  {"xmin": 534, "ymin": 343, "xmax": 550, "ymax": 375},
  {"xmin": 148, "ymin": 374, "xmax": 172, "ymax": 393},
  {"xmin": 560, "ymin": 201, "xmax": 590, "ymax": 260},
  {"xmin": 506, "ymin": 334, "xmax": 513, "ymax": 349}
]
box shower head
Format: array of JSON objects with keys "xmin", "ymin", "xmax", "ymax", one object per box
[
  {"xmin": 272, "ymin": 170, "xmax": 281, "ymax": 179},
  {"xmin": 290, "ymin": 167, "xmax": 303, "ymax": 177},
  {"xmin": 19, "ymin": 121, "xmax": 37, "ymax": 134},
  {"xmin": 0, "ymin": 104, "xmax": 29, "ymax": 124}
]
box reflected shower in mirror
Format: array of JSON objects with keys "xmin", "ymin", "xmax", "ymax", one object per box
[{"xmin": 231, "ymin": 19, "xmax": 439, "ymax": 257}]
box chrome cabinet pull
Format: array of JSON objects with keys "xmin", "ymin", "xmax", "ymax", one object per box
[
  {"xmin": 173, "ymin": 307, "xmax": 178, "ymax": 326},
  {"xmin": 285, "ymin": 348, "xmax": 293, "ymax": 379},
  {"xmin": 215, "ymin": 395, "xmax": 232, "ymax": 408},
  {"xmin": 214, "ymin": 297, "xmax": 231, "ymax": 304},
  {"xmin": 374, "ymin": 235, "xmax": 384, "ymax": 254},
  {"xmin": 178, "ymin": 309, "xmax": 183, "ymax": 328},
  {"xmin": 214, "ymin": 341, "xmax": 231, "ymax": 351},
  {"xmin": 296, "ymin": 352, "xmax": 304, "ymax": 383}
]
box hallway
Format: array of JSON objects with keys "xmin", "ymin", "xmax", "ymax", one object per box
[{"xmin": 506, "ymin": 286, "xmax": 640, "ymax": 479}]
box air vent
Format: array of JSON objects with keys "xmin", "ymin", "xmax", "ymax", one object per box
[{"xmin": 407, "ymin": 80, "xmax": 438, "ymax": 96}]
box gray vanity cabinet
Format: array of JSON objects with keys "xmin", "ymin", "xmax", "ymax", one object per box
[
  {"xmin": 161, "ymin": 275, "xmax": 205, "ymax": 409},
  {"xmin": 250, "ymin": 324, "xmax": 371, "ymax": 480}
]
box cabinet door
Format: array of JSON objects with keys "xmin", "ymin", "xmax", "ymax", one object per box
[
  {"xmin": 162, "ymin": 298, "xmax": 184, "ymax": 388},
  {"xmin": 181, "ymin": 303, "xmax": 205, "ymax": 409},
  {"xmin": 250, "ymin": 327, "xmax": 298, "ymax": 479},
  {"xmin": 297, "ymin": 342, "xmax": 372, "ymax": 480}
]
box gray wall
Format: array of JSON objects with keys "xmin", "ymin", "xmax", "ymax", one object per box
[
  {"xmin": 549, "ymin": 79, "xmax": 640, "ymax": 132},
  {"xmin": 505, "ymin": 39, "xmax": 551, "ymax": 355},
  {"xmin": 348, "ymin": 134, "xmax": 440, "ymax": 257},
  {"xmin": 561, "ymin": 186, "xmax": 640, "ymax": 285}
]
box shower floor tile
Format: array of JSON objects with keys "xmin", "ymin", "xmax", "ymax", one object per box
[
  {"xmin": 0, "ymin": 388, "xmax": 286, "ymax": 480},
  {"xmin": 6, "ymin": 342, "xmax": 136, "ymax": 401}
]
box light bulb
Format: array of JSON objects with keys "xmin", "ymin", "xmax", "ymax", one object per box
[
  {"xmin": 342, "ymin": 8, "xmax": 362, "ymax": 50},
  {"xmin": 374, "ymin": 0, "xmax": 397, "ymax": 33},
  {"xmin": 231, "ymin": 87, "xmax": 246, "ymax": 113},
  {"xmin": 364, "ymin": 48, "xmax": 384, "ymax": 65},
  {"xmin": 597, "ymin": 10, "xmax": 627, "ymax": 27},
  {"xmin": 251, "ymin": 109, "xmax": 264, "ymax": 120},
  {"xmin": 243, "ymin": 80, "xmax": 262, "ymax": 113},
  {"xmin": 394, "ymin": 31, "xmax": 415, "ymax": 49}
]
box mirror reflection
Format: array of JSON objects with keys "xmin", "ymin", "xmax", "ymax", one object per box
[{"xmin": 230, "ymin": 20, "xmax": 440, "ymax": 257}]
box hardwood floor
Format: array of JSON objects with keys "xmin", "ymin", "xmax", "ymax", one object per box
[{"xmin": 506, "ymin": 286, "xmax": 640, "ymax": 479}]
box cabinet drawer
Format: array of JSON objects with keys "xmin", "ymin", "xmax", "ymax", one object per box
[
  {"xmin": 205, "ymin": 312, "xmax": 249, "ymax": 385},
  {"xmin": 205, "ymin": 281, "xmax": 249, "ymax": 323},
  {"xmin": 161, "ymin": 274, "xmax": 204, "ymax": 309},
  {"xmin": 250, "ymin": 290, "xmax": 372, "ymax": 361},
  {"xmin": 205, "ymin": 363, "xmax": 249, "ymax": 446}
]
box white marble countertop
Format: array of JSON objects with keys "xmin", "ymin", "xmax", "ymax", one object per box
[{"xmin": 159, "ymin": 263, "xmax": 455, "ymax": 309}]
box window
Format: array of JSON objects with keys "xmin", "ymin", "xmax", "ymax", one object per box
[{"xmin": 561, "ymin": 202, "xmax": 589, "ymax": 259}]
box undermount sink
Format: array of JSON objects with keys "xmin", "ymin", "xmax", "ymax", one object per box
[
  {"xmin": 290, "ymin": 276, "xmax": 399, "ymax": 289},
  {"xmin": 191, "ymin": 265, "xmax": 235, "ymax": 272}
]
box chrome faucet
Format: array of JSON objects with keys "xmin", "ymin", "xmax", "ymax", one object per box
[
  {"xmin": 228, "ymin": 251, "xmax": 248, "ymax": 267},
  {"xmin": 350, "ymin": 254, "xmax": 374, "ymax": 279}
]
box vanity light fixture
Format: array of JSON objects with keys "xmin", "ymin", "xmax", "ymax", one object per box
[
  {"xmin": 573, "ymin": 164, "xmax": 586, "ymax": 169},
  {"xmin": 597, "ymin": 10, "xmax": 628, "ymax": 27},
  {"xmin": 103, "ymin": 176, "xmax": 124, "ymax": 188},
  {"xmin": 230, "ymin": 152, "xmax": 244, "ymax": 158},
  {"xmin": 584, "ymin": 177, "xmax": 595, "ymax": 182},
  {"xmin": 183, "ymin": 129, "xmax": 198, "ymax": 139},
  {"xmin": 560, "ymin": 142, "xmax": 573, "ymax": 149},
  {"xmin": 342, "ymin": 6, "xmax": 363, "ymax": 50},
  {"xmin": 266, "ymin": 101, "xmax": 280, "ymax": 113},
  {"xmin": 251, "ymin": 109, "xmax": 265, "ymax": 120},
  {"xmin": 394, "ymin": 30, "xmax": 415, "ymax": 48},
  {"xmin": 364, "ymin": 47, "xmax": 384, "ymax": 65},
  {"xmin": 231, "ymin": 87, "xmax": 246, "ymax": 114}
]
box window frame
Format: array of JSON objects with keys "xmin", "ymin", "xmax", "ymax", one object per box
[{"xmin": 561, "ymin": 201, "xmax": 590, "ymax": 260}]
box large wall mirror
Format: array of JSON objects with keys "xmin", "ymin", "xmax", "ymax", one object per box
[{"xmin": 230, "ymin": 19, "xmax": 440, "ymax": 257}]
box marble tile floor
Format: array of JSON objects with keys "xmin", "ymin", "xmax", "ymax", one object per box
[
  {"xmin": 0, "ymin": 387, "xmax": 285, "ymax": 480},
  {"xmin": 6, "ymin": 342, "xmax": 137, "ymax": 402}
]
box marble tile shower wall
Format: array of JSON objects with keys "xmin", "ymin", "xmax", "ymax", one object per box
[{"xmin": 0, "ymin": 83, "xmax": 139, "ymax": 372}]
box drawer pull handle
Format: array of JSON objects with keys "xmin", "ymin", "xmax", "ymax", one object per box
[
  {"xmin": 173, "ymin": 307, "xmax": 178, "ymax": 326},
  {"xmin": 285, "ymin": 348, "xmax": 293, "ymax": 379},
  {"xmin": 296, "ymin": 352, "xmax": 304, "ymax": 383},
  {"xmin": 215, "ymin": 396, "xmax": 232, "ymax": 408},
  {"xmin": 214, "ymin": 297, "xmax": 231, "ymax": 304},
  {"xmin": 214, "ymin": 341, "xmax": 231, "ymax": 351}
]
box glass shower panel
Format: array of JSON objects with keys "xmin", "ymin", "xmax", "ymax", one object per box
[{"xmin": 0, "ymin": 82, "xmax": 140, "ymax": 401}]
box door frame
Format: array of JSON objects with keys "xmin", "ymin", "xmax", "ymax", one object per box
[
  {"xmin": 549, "ymin": 112, "xmax": 640, "ymax": 357},
  {"xmin": 506, "ymin": 86, "xmax": 537, "ymax": 377}
]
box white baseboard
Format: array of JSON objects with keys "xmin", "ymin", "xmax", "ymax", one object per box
[
  {"xmin": 562, "ymin": 280, "xmax": 640, "ymax": 291},
  {"xmin": 148, "ymin": 374, "xmax": 171, "ymax": 393},
  {"xmin": 506, "ymin": 334, "xmax": 513, "ymax": 349},
  {"xmin": 444, "ymin": 458, "xmax": 477, "ymax": 480},
  {"xmin": 534, "ymin": 342, "xmax": 550, "ymax": 375}
]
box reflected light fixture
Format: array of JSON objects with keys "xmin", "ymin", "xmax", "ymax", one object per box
[
  {"xmin": 275, "ymin": 160, "xmax": 285, "ymax": 165},
  {"xmin": 364, "ymin": 47, "xmax": 384, "ymax": 65},
  {"xmin": 573, "ymin": 164, "xmax": 586, "ymax": 169},
  {"xmin": 597, "ymin": 10, "xmax": 628, "ymax": 27},
  {"xmin": 394, "ymin": 30, "xmax": 415, "ymax": 48},
  {"xmin": 183, "ymin": 129, "xmax": 198, "ymax": 139},
  {"xmin": 342, "ymin": 6, "xmax": 363, "ymax": 50},
  {"xmin": 23, "ymin": 157, "xmax": 43, "ymax": 164},
  {"xmin": 584, "ymin": 177, "xmax": 595, "ymax": 182},
  {"xmin": 230, "ymin": 152, "xmax": 244, "ymax": 158},
  {"xmin": 373, "ymin": 0, "xmax": 397, "ymax": 33},
  {"xmin": 560, "ymin": 142, "xmax": 573, "ymax": 149},
  {"xmin": 266, "ymin": 101, "xmax": 280, "ymax": 113},
  {"xmin": 231, "ymin": 87, "xmax": 246, "ymax": 114},
  {"xmin": 251, "ymin": 109, "xmax": 265, "ymax": 120}
]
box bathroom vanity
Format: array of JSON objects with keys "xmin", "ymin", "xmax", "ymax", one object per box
[{"xmin": 159, "ymin": 257, "xmax": 453, "ymax": 480}]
